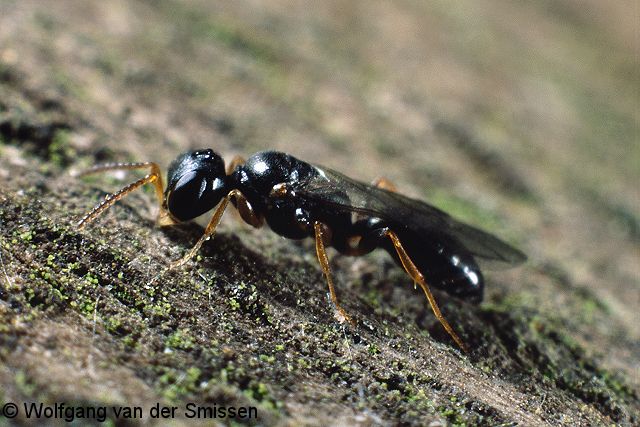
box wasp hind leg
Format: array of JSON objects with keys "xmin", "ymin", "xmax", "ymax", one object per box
[
  {"xmin": 383, "ymin": 229, "xmax": 468, "ymax": 352},
  {"xmin": 76, "ymin": 162, "xmax": 165, "ymax": 228},
  {"xmin": 313, "ymin": 221, "xmax": 355, "ymax": 325}
]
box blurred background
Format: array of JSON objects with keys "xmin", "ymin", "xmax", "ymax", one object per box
[{"xmin": 0, "ymin": 0, "xmax": 638, "ymax": 425}]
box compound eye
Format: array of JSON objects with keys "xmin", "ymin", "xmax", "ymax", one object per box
[
  {"xmin": 174, "ymin": 171, "xmax": 205, "ymax": 198},
  {"xmin": 167, "ymin": 171, "xmax": 226, "ymax": 221}
]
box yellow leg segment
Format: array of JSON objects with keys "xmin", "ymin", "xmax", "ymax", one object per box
[
  {"xmin": 314, "ymin": 221, "xmax": 354, "ymax": 325},
  {"xmin": 384, "ymin": 230, "xmax": 468, "ymax": 352},
  {"xmin": 168, "ymin": 193, "xmax": 233, "ymax": 270},
  {"xmin": 77, "ymin": 162, "xmax": 165, "ymax": 228}
]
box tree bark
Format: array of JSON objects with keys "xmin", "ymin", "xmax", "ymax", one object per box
[{"xmin": 0, "ymin": 1, "xmax": 637, "ymax": 425}]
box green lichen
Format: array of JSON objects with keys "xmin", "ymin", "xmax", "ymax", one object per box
[
  {"xmin": 157, "ymin": 366, "xmax": 202, "ymax": 402},
  {"xmin": 165, "ymin": 329, "xmax": 196, "ymax": 351},
  {"xmin": 14, "ymin": 370, "xmax": 37, "ymax": 398},
  {"xmin": 48, "ymin": 129, "xmax": 76, "ymax": 167},
  {"xmin": 18, "ymin": 230, "xmax": 35, "ymax": 242}
]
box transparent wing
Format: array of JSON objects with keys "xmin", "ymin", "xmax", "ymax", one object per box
[{"xmin": 295, "ymin": 166, "xmax": 526, "ymax": 266}]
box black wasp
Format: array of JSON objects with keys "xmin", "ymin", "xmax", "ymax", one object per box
[{"xmin": 77, "ymin": 149, "xmax": 526, "ymax": 351}]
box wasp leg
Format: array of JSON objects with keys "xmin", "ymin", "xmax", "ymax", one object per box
[
  {"xmin": 77, "ymin": 162, "xmax": 166, "ymax": 228},
  {"xmin": 168, "ymin": 191, "xmax": 236, "ymax": 270},
  {"xmin": 224, "ymin": 157, "xmax": 263, "ymax": 227},
  {"xmin": 76, "ymin": 162, "xmax": 166, "ymax": 228},
  {"xmin": 384, "ymin": 229, "xmax": 468, "ymax": 352},
  {"xmin": 313, "ymin": 221, "xmax": 355, "ymax": 325},
  {"xmin": 372, "ymin": 177, "xmax": 398, "ymax": 193},
  {"xmin": 77, "ymin": 162, "xmax": 164, "ymax": 205},
  {"xmin": 226, "ymin": 155, "xmax": 246, "ymax": 175},
  {"xmin": 231, "ymin": 190, "xmax": 264, "ymax": 228}
]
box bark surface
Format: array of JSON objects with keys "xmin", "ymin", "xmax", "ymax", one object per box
[{"xmin": 0, "ymin": 1, "xmax": 638, "ymax": 425}]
